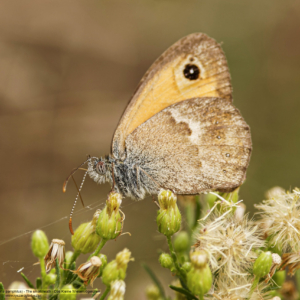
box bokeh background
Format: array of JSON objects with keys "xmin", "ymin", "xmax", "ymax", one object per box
[{"xmin": 0, "ymin": 0, "xmax": 300, "ymax": 298}]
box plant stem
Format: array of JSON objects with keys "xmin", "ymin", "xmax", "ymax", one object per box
[
  {"xmin": 167, "ymin": 236, "xmax": 186, "ymax": 280},
  {"xmin": 68, "ymin": 250, "xmax": 81, "ymax": 268},
  {"xmin": 88, "ymin": 239, "xmax": 107, "ymax": 260},
  {"xmin": 248, "ymin": 277, "xmax": 259, "ymax": 300},
  {"xmin": 40, "ymin": 258, "xmax": 46, "ymax": 282},
  {"xmin": 99, "ymin": 286, "xmax": 110, "ymax": 300},
  {"xmin": 55, "ymin": 259, "xmax": 61, "ymax": 289},
  {"xmin": 39, "ymin": 258, "xmax": 47, "ymax": 300}
]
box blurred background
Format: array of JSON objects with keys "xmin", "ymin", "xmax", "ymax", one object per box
[{"xmin": 0, "ymin": 0, "xmax": 299, "ymax": 298}]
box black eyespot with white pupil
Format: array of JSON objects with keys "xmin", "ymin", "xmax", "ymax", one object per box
[
  {"xmin": 183, "ymin": 64, "xmax": 200, "ymax": 80},
  {"xmin": 95, "ymin": 161, "xmax": 106, "ymax": 175}
]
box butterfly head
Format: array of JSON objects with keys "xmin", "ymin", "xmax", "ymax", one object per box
[{"xmin": 87, "ymin": 156, "xmax": 112, "ymax": 185}]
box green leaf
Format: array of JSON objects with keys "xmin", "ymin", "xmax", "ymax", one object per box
[
  {"xmin": 169, "ymin": 285, "xmax": 198, "ymax": 300},
  {"xmin": 142, "ymin": 263, "xmax": 166, "ymax": 300},
  {"xmin": 179, "ymin": 277, "xmax": 190, "ymax": 291},
  {"xmin": 20, "ymin": 272, "xmax": 35, "ymax": 289}
]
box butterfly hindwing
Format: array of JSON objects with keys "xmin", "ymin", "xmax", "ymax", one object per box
[{"xmin": 124, "ymin": 97, "xmax": 251, "ymax": 195}]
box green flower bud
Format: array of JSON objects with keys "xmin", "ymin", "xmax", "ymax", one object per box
[
  {"xmin": 116, "ymin": 248, "xmax": 133, "ymax": 267},
  {"xmin": 44, "ymin": 273, "xmax": 56, "ymax": 286},
  {"xmin": 72, "ymin": 210, "xmax": 101, "ymax": 254},
  {"xmin": 182, "ymin": 262, "xmax": 192, "ymax": 273},
  {"xmin": 159, "ymin": 253, "xmax": 173, "ymax": 270},
  {"xmin": 156, "ymin": 190, "xmax": 181, "ymax": 237},
  {"xmin": 65, "ymin": 251, "xmax": 74, "ymax": 265},
  {"xmin": 31, "ymin": 230, "xmax": 49, "ymax": 259},
  {"xmin": 272, "ymin": 270, "xmax": 286, "ymax": 287},
  {"xmin": 253, "ymin": 251, "xmax": 273, "ymax": 278},
  {"xmin": 102, "ymin": 249, "xmax": 133, "ymax": 286},
  {"xmin": 98, "ymin": 253, "xmax": 108, "ymax": 277},
  {"xmin": 187, "ymin": 264, "xmax": 212, "ymax": 298},
  {"xmin": 190, "ymin": 250, "xmax": 208, "ymax": 268},
  {"xmin": 146, "ymin": 284, "xmax": 162, "ymax": 300},
  {"xmin": 60, "ymin": 284, "xmax": 76, "ymax": 300},
  {"xmin": 96, "ymin": 193, "xmax": 123, "ymax": 240},
  {"xmin": 187, "ymin": 250, "xmax": 212, "ymax": 298},
  {"xmin": 173, "ymin": 231, "xmax": 189, "ymax": 253}
]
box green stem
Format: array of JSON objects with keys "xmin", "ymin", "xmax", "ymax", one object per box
[
  {"xmin": 248, "ymin": 277, "xmax": 259, "ymax": 300},
  {"xmin": 88, "ymin": 239, "xmax": 107, "ymax": 260},
  {"xmin": 167, "ymin": 236, "xmax": 186, "ymax": 280},
  {"xmin": 99, "ymin": 286, "xmax": 110, "ymax": 300},
  {"xmin": 68, "ymin": 250, "xmax": 81, "ymax": 268},
  {"xmin": 55, "ymin": 259, "xmax": 61, "ymax": 289},
  {"xmin": 63, "ymin": 251, "xmax": 81, "ymax": 286},
  {"xmin": 39, "ymin": 258, "xmax": 47, "ymax": 300},
  {"xmin": 40, "ymin": 258, "xmax": 46, "ymax": 282}
]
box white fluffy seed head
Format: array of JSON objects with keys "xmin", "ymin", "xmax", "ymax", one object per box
[
  {"xmin": 255, "ymin": 188, "xmax": 300, "ymax": 252},
  {"xmin": 195, "ymin": 212, "xmax": 264, "ymax": 277}
]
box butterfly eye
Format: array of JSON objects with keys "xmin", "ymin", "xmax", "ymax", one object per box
[
  {"xmin": 183, "ymin": 64, "xmax": 200, "ymax": 80},
  {"xmin": 95, "ymin": 161, "xmax": 106, "ymax": 175}
]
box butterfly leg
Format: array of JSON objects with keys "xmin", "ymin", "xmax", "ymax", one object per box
[
  {"xmin": 152, "ymin": 195, "xmax": 160, "ymax": 208},
  {"xmin": 110, "ymin": 161, "xmax": 117, "ymax": 193}
]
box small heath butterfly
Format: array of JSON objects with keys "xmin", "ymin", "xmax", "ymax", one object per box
[{"xmin": 65, "ymin": 32, "xmax": 251, "ymax": 213}]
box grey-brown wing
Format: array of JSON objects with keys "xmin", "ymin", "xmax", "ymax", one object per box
[{"xmin": 125, "ymin": 97, "xmax": 252, "ymax": 194}]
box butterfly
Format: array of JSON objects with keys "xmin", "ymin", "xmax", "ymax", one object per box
[{"xmin": 66, "ymin": 33, "xmax": 252, "ymax": 204}]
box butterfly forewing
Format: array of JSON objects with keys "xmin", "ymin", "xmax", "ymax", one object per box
[{"xmin": 112, "ymin": 33, "xmax": 232, "ymax": 158}]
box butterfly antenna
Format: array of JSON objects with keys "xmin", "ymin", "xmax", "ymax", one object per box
[
  {"xmin": 69, "ymin": 170, "xmax": 88, "ymax": 235},
  {"xmin": 63, "ymin": 156, "xmax": 91, "ymax": 193}
]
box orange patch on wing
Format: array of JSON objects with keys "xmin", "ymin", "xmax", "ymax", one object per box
[{"xmin": 125, "ymin": 58, "xmax": 221, "ymax": 136}]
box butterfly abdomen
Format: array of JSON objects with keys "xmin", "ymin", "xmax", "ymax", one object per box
[{"xmin": 113, "ymin": 158, "xmax": 160, "ymax": 200}]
